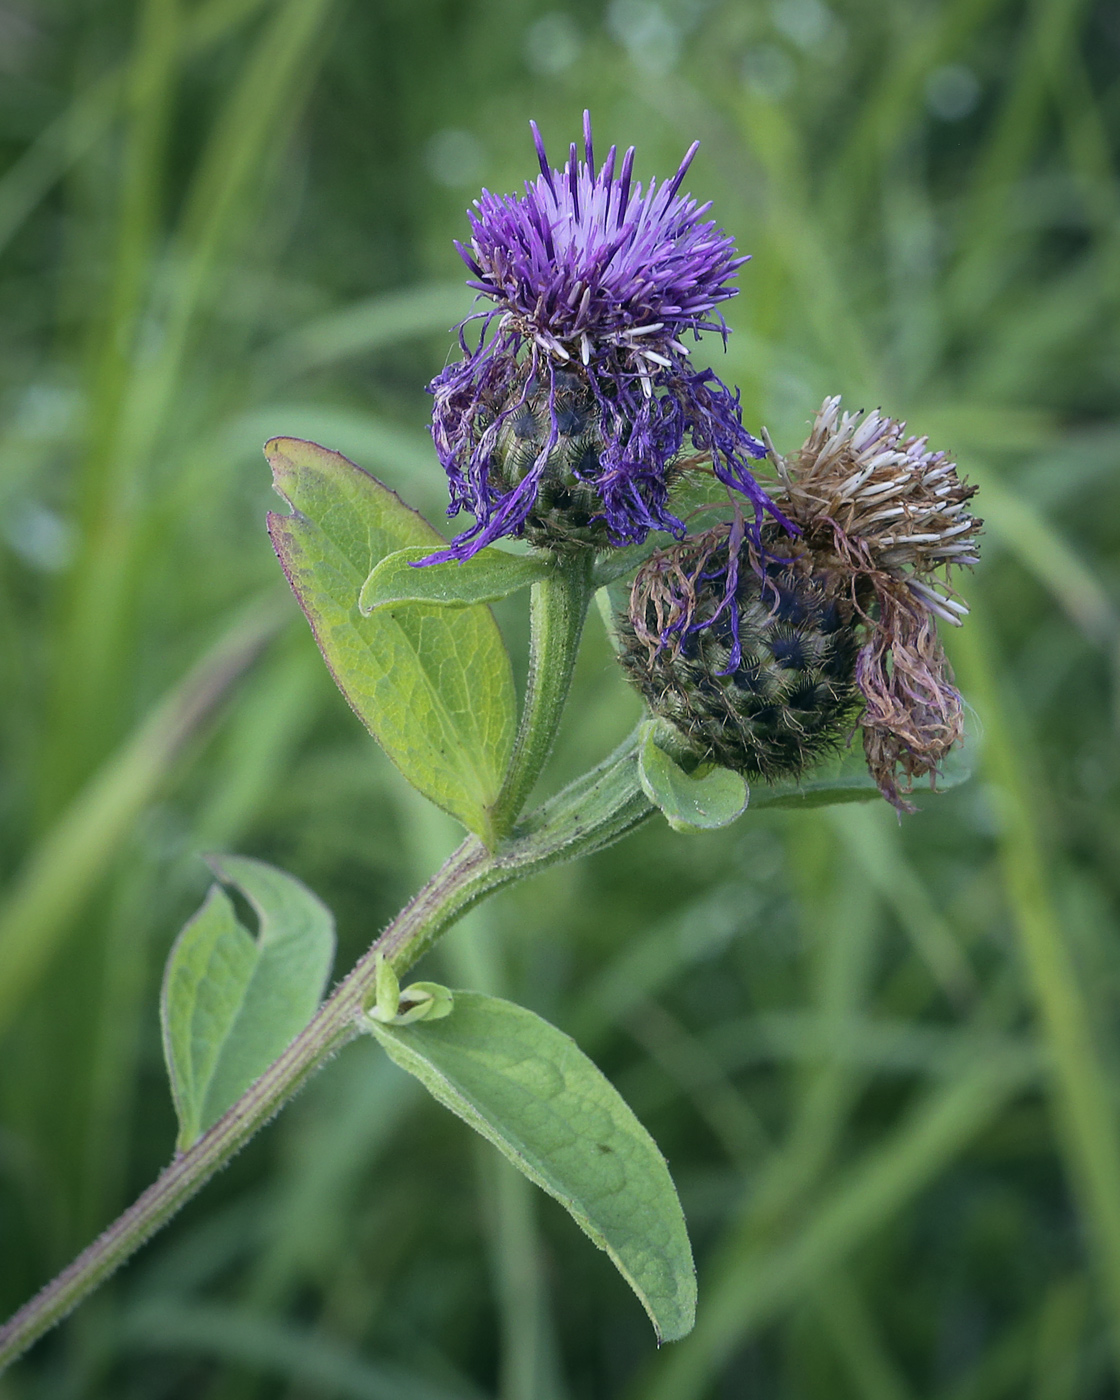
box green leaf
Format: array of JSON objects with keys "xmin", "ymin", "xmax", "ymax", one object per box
[
  {"xmin": 592, "ymin": 541, "xmax": 660, "ymax": 588},
  {"xmin": 594, "ymin": 582, "xmax": 628, "ymax": 654},
  {"xmin": 638, "ymin": 725, "xmax": 749, "ymax": 832},
  {"xmin": 634, "ymin": 714, "xmax": 977, "ymax": 819},
  {"xmin": 266, "ymin": 438, "xmax": 516, "ymax": 843},
  {"xmin": 359, "ymin": 545, "xmax": 553, "ymax": 613},
  {"xmin": 751, "ymin": 719, "xmax": 976, "ymax": 811},
  {"xmin": 748, "ymin": 751, "xmax": 884, "ymax": 811},
  {"xmin": 160, "ymin": 855, "xmax": 335, "ymax": 1151},
  {"xmin": 367, "ymin": 991, "xmax": 696, "ymax": 1342}
]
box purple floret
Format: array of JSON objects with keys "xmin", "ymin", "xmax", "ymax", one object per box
[{"xmin": 427, "ymin": 111, "xmax": 782, "ymax": 561}]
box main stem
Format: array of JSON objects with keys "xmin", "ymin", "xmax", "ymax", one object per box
[
  {"xmin": 0, "ymin": 837, "xmax": 498, "ymax": 1371},
  {"xmin": 0, "ymin": 550, "xmax": 603, "ymax": 1374}
]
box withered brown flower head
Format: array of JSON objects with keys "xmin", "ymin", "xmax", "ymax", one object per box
[
  {"xmin": 619, "ymin": 396, "xmax": 982, "ymax": 811},
  {"xmin": 769, "ymin": 396, "xmax": 981, "ymax": 808},
  {"xmin": 766, "ymin": 395, "xmax": 980, "ymax": 585}
]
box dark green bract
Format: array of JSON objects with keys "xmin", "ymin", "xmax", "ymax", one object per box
[
  {"xmin": 488, "ymin": 371, "xmax": 613, "ymax": 549},
  {"xmin": 619, "ymin": 554, "xmax": 862, "ymax": 781}
]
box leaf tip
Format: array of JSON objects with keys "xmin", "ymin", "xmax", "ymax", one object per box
[{"xmin": 263, "ymin": 438, "xmax": 299, "ymax": 509}]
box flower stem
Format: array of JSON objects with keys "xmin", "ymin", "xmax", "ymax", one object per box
[{"xmin": 489, "ymin": 551, "xmax": 595, "ymax": 840}]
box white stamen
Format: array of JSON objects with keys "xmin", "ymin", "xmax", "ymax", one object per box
[
  {"xmin": 836, "ymin": 466, "xmax": 878, "ymax": 500},
  {"xmin": 538, "ymin": 332, "xmax": 570, "ymax": 360},
  {"xmin": 908, "ymin": 578, "xmax": 971, "ymax": 624},
  {"xmin": 914, "ymin": 594, "xmax": 967, "ymax": 625},
  {"xmin": 865, "ymin": 450, "xmax": 904, "ymax": 472},
  {"xmin": 858, "ymin": 472, "xmax": 914, "ymax": 500}
]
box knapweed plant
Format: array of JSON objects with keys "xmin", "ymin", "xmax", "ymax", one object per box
[{"xmin": 0, "ymin": 115, "xmax": 979, "ymax": 1369}]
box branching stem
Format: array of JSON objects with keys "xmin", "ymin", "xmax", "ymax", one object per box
[{"xmin": 0, "ymin": 720, "xmax": 652, "ymax": 1373}]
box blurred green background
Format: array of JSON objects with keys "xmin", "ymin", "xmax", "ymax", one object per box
[{"xmin": 1, "ymin": 0, "xmax": 1118, "ymax": 1396}]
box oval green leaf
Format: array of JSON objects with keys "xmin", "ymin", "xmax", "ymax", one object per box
[
  {"xmin": 367, "ymin": 990, "xmax": 696, "ymax": 1342},
  {"xmin": 359, "ymin": 545, "xmax": 553, "ymax": 613},
  {"xmin": 160, "ymin": 855, "xmax": 336, "ymax": 1151},
  {"xmin": 638, "ymin": 726, "xmax": 749, "ymax": 832},
  {"xmin": 266, "ymin": 438, "xmax": 516, "ymax": 843}
]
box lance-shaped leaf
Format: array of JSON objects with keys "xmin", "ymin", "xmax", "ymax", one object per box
[
  {"xmin": 360, "ymin": 546, "xmax": 554, "ymax": 612},
  {"xmin": 266, "ymin": 438, "xmax": 516, "ymax": 842},
  {"xmin": 639, "ymin": 725, "xmax": 749, "ymax": 832},
  {"xmin": 749, "ymin": 762, "xmax": 882, "ymax": 810},
  {"xmin": 367, "ymin": 991, "xmax": 696, "ymax": 1343},
  {"xmin": 751, "ymin": 717, "xmax": 976, "ymax": 811},
  {"xmin": 161, "ymin": 856, "xmax": 335, "ymax": 1151}
]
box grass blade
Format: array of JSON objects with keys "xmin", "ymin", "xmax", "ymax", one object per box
[
  {"xmin": 950, "ymin": 607, "xmax": 1120, "ymax": 1375},
  {"xmin": 0, "ymin": 596, "xmax": 287, "ymax": 1033},
  {"xmin": 636, "ymin": 1049, "xmax": 1034, "ymax": 1400}
]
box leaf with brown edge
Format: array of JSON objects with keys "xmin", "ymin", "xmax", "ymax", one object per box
[{"xmin": 266, "ymin": 438, "xmax": 515, "ymax": 843}]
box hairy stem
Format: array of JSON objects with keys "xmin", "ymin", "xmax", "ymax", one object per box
[
  {"xmin": 0, "ymin": 838, "xmax": 480, "ymax": 1372},
  {"xmin": 0, "ymin": 728, "xmax": 653, "ymax": 1373},
  {"xmin": 489, "ymin": 552, "xmax": 595, "ymax": 840}
]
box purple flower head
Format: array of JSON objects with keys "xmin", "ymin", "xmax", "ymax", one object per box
[{"xmin": 427, "ymin": 112, "xmax": 783, "ymax": 560}]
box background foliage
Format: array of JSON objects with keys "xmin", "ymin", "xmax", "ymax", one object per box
[{"xmin": 1, "ymin": 0, "xmax": 1118, "ymax": 1395}]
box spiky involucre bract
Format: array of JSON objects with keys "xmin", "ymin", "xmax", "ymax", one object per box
[
  {"xmin": 484, "ymin": 370, "xmax": 698, "ymax": 549},
  {"xmin": 619, "ymin": 528, "xmax": 862, "ymax": 781}
]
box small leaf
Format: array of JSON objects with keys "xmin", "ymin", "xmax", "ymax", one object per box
[
  {"xmin": 367, "ymin": 955, "xmax": 454, "ymax": 1025},
  {"xmin": 592, "ymin": 541, "xmax": 660, "ymax": 588},
  {"xmin": 638, "ymin": 725, "xmax": 749, "ymax": 832},
  {"xmin": 360, "ymin": 546, "xmax": 554, "ymax": 612},
  {"xmin": 594, "ymin": 579, "xmax": 632, "ymax": 654},
  {"xmin": 636, "ymin": 716, "xmax": 978, "ymax": 818},
  {"xmin": 266, "ymin": 438, "xmax": 516, "ymax": 842},
  {"xmin": 161, "ymin": 855, "xmax": 335, "ymax": 1150},
  {"xmin": 367, "ymin": 991, "xmax": 696, "ymax": 1342},
  {"xmin": 369, "ymin": 951, "xmax": 401, "ymax": 1023},
  {"xmin": 394, "ymin": 981, "xmax": 455, "ymax": 1024}
]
